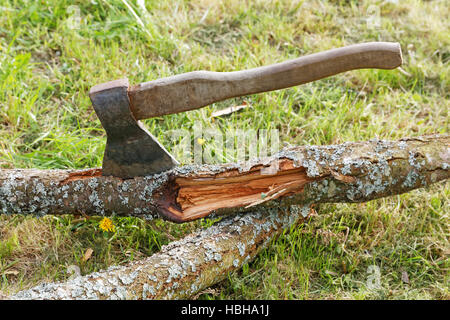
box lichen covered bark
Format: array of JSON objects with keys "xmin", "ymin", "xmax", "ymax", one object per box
[
  {"xmin": 8, "ymin": 205, "xmax": 304, "ymax": 300},
  {"xmin": 4, "ymin": 134, "xmax": 449, "ymax": 300},
  {"xmin": 0, "ymin": 134, "xmax": 448, "ymax": 222},
  {"xmin": 265, "ymin": 134, "xmax": 450, "ymax": 209}
]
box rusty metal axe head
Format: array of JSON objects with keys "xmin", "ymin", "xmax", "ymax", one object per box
[
  {"xmin": 89, "ymin": 78, "xmax": 178, "ymax": 179},
  {"xmin": 90, "ymin": 42, "xmax": 402, "ymax": 179}
]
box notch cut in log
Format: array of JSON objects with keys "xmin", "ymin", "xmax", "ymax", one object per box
[{"xmin": 0, "ymin": 134, "xmax": 448, "ymax": 223}]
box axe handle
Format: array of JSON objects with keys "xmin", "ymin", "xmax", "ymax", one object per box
[{"xmin": 128, "ymin": 42, "xmax": 402, "ymax": 119}]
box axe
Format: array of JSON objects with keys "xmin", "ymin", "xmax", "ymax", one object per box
[{"xmin": 89, "ymin": 42, "xmax": 402, "ymax": 179}]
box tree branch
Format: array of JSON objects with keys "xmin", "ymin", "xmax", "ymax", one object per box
[
  {"xmin": 8, "ymin": 205, "xmax": 305, "ymax": 300},
  {"xmin": 0, "ymin": 134, "xmax": 448, "ymax": 223},
  {"xmin": 4, "ymin": 134, "xmax": 449, "ymax": 300}
]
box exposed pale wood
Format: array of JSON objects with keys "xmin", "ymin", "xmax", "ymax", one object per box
[{"xmin": 175, "ymin": 163, "xmax": 312, "ymax": 220}]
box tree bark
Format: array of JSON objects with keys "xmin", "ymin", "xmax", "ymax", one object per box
[
  {"xmin": 4, "ymin": 134, "xmax": 449, "ymax": 300},
  {"xmin": 0, "ymin": 134, "xmax": 448, "ymax": 223},
  {"xmin": 8, "ymin": 205, "xmax": 305, "ymax": 300}
]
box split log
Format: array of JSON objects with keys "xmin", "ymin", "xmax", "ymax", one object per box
[
  {"xmin": 8, "ymin": 205, "xmax": 305, "ymax": 300},
  {"xmin": 0, "ymin": 134, "xmax": 448, "ymax": 223}
]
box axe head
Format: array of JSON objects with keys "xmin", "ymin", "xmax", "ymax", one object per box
[{"xmin": 89, "ymin": 78, "xmax": 178, "ymax": 179}]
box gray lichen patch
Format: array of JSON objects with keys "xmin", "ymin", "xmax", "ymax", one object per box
[
  {"xmin": 166, "ymin": 263, "xmax": 184, "ymax": 283},
  {"xmin": 0, "ymin": 168, "xmax": 167, "ymax": 219},
  {"xmin": 142, "ymin": 283, "xmax": 156, "ymax": 299},
  {"xmin": 119, "ymin": 270, "xmax": 140, "ymax": 285},
  {"xmin": 237, "ymin": 242, "xmax": 246, "ymax": 256}
]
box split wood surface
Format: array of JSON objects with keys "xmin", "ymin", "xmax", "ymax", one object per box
[{"xmin": 0, "ymin": 134, "xmax": 448, "ymax": 223}]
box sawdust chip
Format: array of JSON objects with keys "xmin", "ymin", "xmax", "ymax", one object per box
[
  {"xmin": 211, "ymin": 102, "xmax": 249, "ymax": 118},
  {"xmin": 81, "ymin": 248, "xmax": 94, "ymax": 262}
]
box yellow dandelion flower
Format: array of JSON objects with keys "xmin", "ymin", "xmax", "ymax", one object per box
[
  {"xmin": 197, "ymin": 138, "xmax": 206, "ymax": 145},
  {"xmin": 99, "ymin": 217, "xmax": 116, "ymax": 232}
]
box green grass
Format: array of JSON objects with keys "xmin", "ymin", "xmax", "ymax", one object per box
[{"xmin": 0, "ymin": 0, "xmax": 448, "ymax": 299}]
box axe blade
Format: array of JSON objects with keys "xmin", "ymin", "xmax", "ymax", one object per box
[{"xmin": 89, "ymin": 78, "xmax": 178, "ymax": 179}]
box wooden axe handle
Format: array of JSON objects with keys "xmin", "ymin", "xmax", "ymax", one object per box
[{"xmin": 128, "ymin": 42, "xmax": 402, "ymax": 119}]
